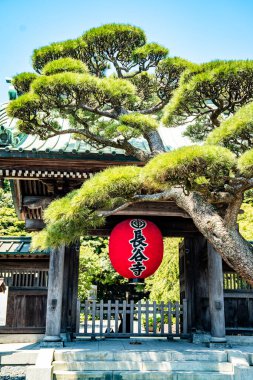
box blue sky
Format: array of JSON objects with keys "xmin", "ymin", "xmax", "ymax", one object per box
[{"xmin": 1, "ymin": 0, "xmax": 253, "ymax": 103}]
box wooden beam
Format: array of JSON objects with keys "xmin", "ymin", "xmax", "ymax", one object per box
[
  {"xmin": 88, "ymin": 215, "xmax": 198, "ymax": 237},
  {"xmin": 0, "ymin": 260, "xmax": 49, "ymax": 270},
  {"xmin": 0, "ymin": 157, "xmax": 143, "ymax": 173},
  {"xmin": 109, "ymin": 201, "xmax": 190, "ymax": 218},
  {"xmin": 0, "ymin": 327, "xmax": 45, "ymax": 333}
]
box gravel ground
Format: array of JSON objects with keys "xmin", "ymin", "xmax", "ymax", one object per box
[{"xmin": 0, "ymin": 366, "xmax": 26, "ymax": 380}]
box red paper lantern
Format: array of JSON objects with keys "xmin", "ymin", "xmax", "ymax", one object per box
[{"xmin": 109, "ymin": 219, "xmax": 163, "ymax": 279}]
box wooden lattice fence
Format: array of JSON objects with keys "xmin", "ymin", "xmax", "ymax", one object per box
[{"xmin": 76, "ymin": 299, "xmax": 188, "ymax": 338}]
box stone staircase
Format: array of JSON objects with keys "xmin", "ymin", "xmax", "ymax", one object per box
[
  {"xmin": 53, "ymin": 349, "xmax": 235, "ymax": 379},
  {"xmin": 0, "ymin": 350, "xmax": 38, "ymax": 379}
]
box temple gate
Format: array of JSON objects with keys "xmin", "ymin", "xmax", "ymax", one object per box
[{"xmin": 0, "ymin": 101, "xmax": 252, "ymax": 344}]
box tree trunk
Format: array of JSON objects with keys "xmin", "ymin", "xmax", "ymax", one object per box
[
  {"xmin": 144, "ymin": 129, "xmax": 166, "ymax": 155},
  {"xmin": 173, "ymin": 190, "xmax": 253, "ymax": 285}
]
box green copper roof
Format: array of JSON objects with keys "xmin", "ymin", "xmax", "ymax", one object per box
[
  {"xmin": 0, "ymin": 236, "xmax": 49, "ymax": 255},
  {"xmin": 0, "ymin": 103, "xmax": 191, "ymax": 161}
]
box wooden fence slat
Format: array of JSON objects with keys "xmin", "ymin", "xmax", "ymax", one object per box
[
  {"xmin": 175, "ymin": 301, "xmax": 180, "ymax": 334},
  {"xmin": 107, "ymin": 300, "xmax": 111, "ymax": 333},
  {"xmin": 99, "ymin": 300, "xmax": 104, "ymax": 334},
  {"xmin": 130, "ymin": 300, "xmax": 134, "ymax": 334},
  {"xmin": 168, "ymin": 302, "xmax": 172, "ymax": 334},
  {"xmin": 183, "ymin": 299, "xmax": 188, "ymax": 334},
  {"xmin": 160, "ymin": 301, "xmax": 164, "ymax": 335},
  {"xmin": 138, "ymin": 300, "xmax": 142, "ymax": 334},
  {"xmin": 153, "ymin": 301, "xmax": 157, "ymax": 333},
  {"xmin": 145, "ymin": 300, "xmax": 149, "ymax": 334},
  {"xmin": 91, "ymin": 301, "xmax": 96, "ymax": 334},
  {"xmin": 115, "ymin": 300, "xmax": 119, "ymax": 333},
  {"xmin": 84, "ymin": 300, "xmax": 89, "ymax": 334},
  {"xmin": 122, "ymin": 300, "xmax": 127, "ymax": 333}
]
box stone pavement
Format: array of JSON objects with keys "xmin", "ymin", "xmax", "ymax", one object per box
[
  {"xmin": 1, "ymin": 336, "xmax": 253, "ymax": 352},
  {"xmin": 1, "ymin": 338, "xmax": 253, "ymax": 379}
]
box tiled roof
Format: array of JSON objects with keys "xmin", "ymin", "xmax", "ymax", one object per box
[
  {"xmin": 0, "ymin": 103, "xmax": 191, "ymax": 161},
  {"xmin": 0, "ymin": 236, "xmax": 49, "ymax": 255}
]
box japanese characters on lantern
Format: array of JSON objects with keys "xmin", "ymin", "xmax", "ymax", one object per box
[
  {"xmin": 128, "ymin": 219, "xmax": 149, "ymax": 277},
  {"xmin": 109, "ymin": 218, "xmax": 163, "ymax": 279}
]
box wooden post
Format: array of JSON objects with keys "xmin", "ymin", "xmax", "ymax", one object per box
[
  {"xmin": 76, "ymin": 299, "xmax": 81, "ymax": 334},
  {"xmin": 183, "ymin": 298, "xmax": 188, "ymax": 335},
  {"xmin": 61, "ymin": 242, "xmax": 80, "ymax": 335},
  {"xmin": 207, "ymin": 243, "xmax": 226, "ymax": 342},
  {"xmin": 43, "ymin": 245, "xmax": 65, "ymax": 343},
  {"xmin": 180, "ymin": 236, "xmax": 209, "ymax": 333}
]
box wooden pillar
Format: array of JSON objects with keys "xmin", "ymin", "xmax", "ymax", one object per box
[
  {"xmin": 180, "ymin": 236, "xmax": 209, "ymax": 333},
  {"xmin": 207, "ymin": 243, "xmax": 226, "ymax": 342},
  {"xmin": 61, "ymin": 243, "xmax": 80, "ymax": 335},
  {"xmin": 70, "ymin": 242, "xmax": 80, "ymax": 332},
  {"xmin": 43, "ymin": 245, "xmax": 65, "ymax": 342}
]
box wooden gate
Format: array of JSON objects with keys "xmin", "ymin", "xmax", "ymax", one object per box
[
  {"xmin": 0, "ymin": 269, "xmax": 48, "ymax": 332},
  {"xmin": 76, "ymin": 299, "xmax": 188, "ymax": 338}
]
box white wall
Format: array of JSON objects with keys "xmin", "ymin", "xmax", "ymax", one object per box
[{"xmin": 0, "ymin": 287, "xmax": 8, "ymax": 326}]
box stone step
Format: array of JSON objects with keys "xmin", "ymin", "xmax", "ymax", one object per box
[
  {"xmin": 54, "ymin": 350, "xmax": 228, "ymax": 363},
  {"xmin": 53, "ymin": 370, "xmax": 234, "ymax": 380},
  {"xmin": 53, "ymin": 360, "xmax": 233, "ymax": 372},
  {"xmin": 0, "ymin": 351, "xmax": 38, "ymax": 365}
]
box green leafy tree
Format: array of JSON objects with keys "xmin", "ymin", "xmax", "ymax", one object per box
[
  {"xmin": 238, "ymin": 192, "xmax": 253, "ymax": 241},
  {"xmin": 78, "ymin": 237, "xmax": 150, "ymax": 301},
  {"xmin": 145, "ymin": 238, "xmax": 180, "ymax": 303},
  {"xmin": 78, "ymin": 237, "xmax": 127, "ymax": 301},
  {"xmin": 163, "ymin": 61, "xmax": 253, "ymax": 143},
  {"xmin": 0, "ymin": 182, "xmax": 27, "ymax": 236},
  {"xmin": 8, "ymin": 24, "xmax": 253, "ymax": 285},
  {"xmin": 78, "ymin": 236, "xmax": 181, "ymax": 303}
]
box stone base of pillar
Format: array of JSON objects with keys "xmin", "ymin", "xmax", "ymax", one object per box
[
  {"xmin": 207, "ymin": 342, "xmax": 231, "ymax": 348},
  {"xmin": 41, "ymin": 335, "xmax": 64, "ymax": 347},
  {"xmin": 210, "ymin": 336, "xmax": 227, "ymax": 343},
  {"xmin": 40, "ymin": 340, "xmax": 64, "ymax": 348},
  {"xmin": 207, "ymin": 336, "xmax": 230, "ymax": 348},
  {"xmin": 43, "ymin": 335, "xmax": 62, "ymax": 342},
  {"xmin": 60, "ymin": 332, "xmax": 72, "ymax": 342}
]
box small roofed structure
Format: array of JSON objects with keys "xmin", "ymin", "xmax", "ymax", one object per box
[{"xmin": 0, "ymin": 237, "xmax": 50, "ymax": 333}]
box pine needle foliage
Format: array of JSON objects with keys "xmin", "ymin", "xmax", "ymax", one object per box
[
  {"xmin": 33, "ymin": 166, "xmax": 141, "ymax": 248},
  {"xmin": 12, "ymin": 72, "xmax": 38, "ymax": 95},
  {"xmin": 238, "ymin": 149, "xmax": 253, "ymax": 177},
  {"xmin": 142, "ymin": 145, "xmax": 236, "ymax": 192},
  {"xmin": 6, "ymin": 23, "xmax": 253, "ymax": 275},
  {"xmin": 32, "ymin": 38, "xmax": 88, "ymax": 74},
  {"xmin": 32, "ymin": 144, "xmax": 239, "ymax": 248},
  {"xmin": 206, "ymin": 102, "xmax": 253, "ymax": 155},
  {"xmin": 120, "ymin": 113, "xmax": 159, "ymax": 131},
  {"xmin": 163, "ymin": 60, "xmax": 253, "ymax": 141},
  {"xmin": 42, "ymin": 58, "xmax": 88, "ymax": 75}
]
